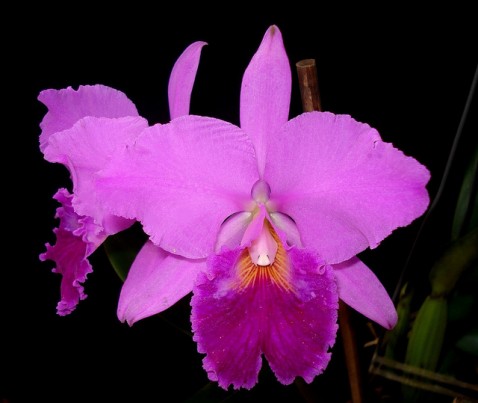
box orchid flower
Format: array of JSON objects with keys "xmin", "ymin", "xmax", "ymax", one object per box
[
  {"xmin": 95, "ymin": 25, "xmax": 430, "ymax": 389},
  {"xmin": 39, "ymin": 42, "xmax": 206, "ymax": 315}
]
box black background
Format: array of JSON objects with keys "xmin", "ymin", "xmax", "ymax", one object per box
[{"xmin": 4, "ymin": 5, "xmax": 477, "ymax": 403}]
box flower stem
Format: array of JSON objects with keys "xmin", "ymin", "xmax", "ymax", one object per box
[{"xmin": 296, "ymin": 59, "xmax": 363, "ymax": 403}]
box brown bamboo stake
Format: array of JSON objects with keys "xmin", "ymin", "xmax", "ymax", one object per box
[
  {"xmin": 339, "ymin": 301, "xmax": 363, "ymax": 403},
  {"xmin": 296, "ymin": 59, "xmax": 322, "ymax": 112},
  {"xmin": 296, "ymin": 59, "xmax": 363, "ymax": 403}
]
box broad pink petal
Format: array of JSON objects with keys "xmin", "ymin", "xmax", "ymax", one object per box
[
  {"xmin": 191, "ymin": 247, "xmax": 338, "ymax": 389},
  {"xmin": 97, "ymin": 116, "xmax": 259, "ymax": 259},
  {"xmin": 265, "ymin": 112, "xmax": 430, "ymax": 264},
  {"xmin": 118, "ymin": 241, "xmax": 205, "ymax": 325},
  {"xmin": 39, "ymin": 85, "xmax": 138, "ymax": 152},
  {"xmin": 333, "ymin": 257, "xmax": 397, "ymax": 329},
  {"xmin": 40, "ymin": 189, "xmax": 106, "ymax": 315},
  {"xmin": 44, "ymin": 116, "xmax": 148, "ymax": 230},
  {"xmin": 240, "ymin": 25, "xmax": 291, "ymax": 175},
  {"xmin": 168, "ymin": 41, "xmax": 207, "ymax": 119}
]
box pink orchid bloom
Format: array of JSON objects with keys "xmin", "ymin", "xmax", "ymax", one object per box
[
  {"xmin": 39, "ymin": 42, "xmax": 206, "ymax": 315},
  {"xmin": 95, "ymin": 25, "xmax": 430, "ymax": 389}
]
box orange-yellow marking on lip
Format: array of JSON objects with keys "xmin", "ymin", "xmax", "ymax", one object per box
[{"xmin": 236, "ymin": 221, "xmax": 293, "ymax": 292}]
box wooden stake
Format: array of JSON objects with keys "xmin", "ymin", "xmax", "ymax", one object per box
[
  {"xmin": 296, "ymin": 58, "xmax": 363, "ymax": 403},
  {"xmin": 296, "ymin": 59, "xmax": 322, "ymax": 112}
]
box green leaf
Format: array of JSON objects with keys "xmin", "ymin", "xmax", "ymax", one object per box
[
  {"xmin": 402, "ymin": 296, "xmax": 448, "ymax": 402},
  {"xmin": 405, "ymin": 296, "xmax": 447, "ymax": 372},
  {"xmin": 429, "ymin": 227, "xmax": 478, "ymax": 297},
  {"xmin": 452, "ymin": 145, "xmax": 478, "ymax": 240},
  {"xmin": 456, "ymin": 327, "xmax": 478, "ymax": 357},
  {"xmin": 103, "ymin": 223, "xmax": 147, "ymax": 282}
]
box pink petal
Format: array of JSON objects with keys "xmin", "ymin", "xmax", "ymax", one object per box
[
  {"xmin": 44, "ymin": 116, "xmax": 148, "ymax": 230},
  {"xmin": 269, "ymin": 212, "xmax": 303, "ymax": 247},
  {"xmin": 264, "ymin": 249, "xmax": 339, "ymax": 385},
  {"xmin": 265, "ymin": 112, "xmax": 430, "ymax": 264},
  {"xmin": 39, "ymin": 85, "xmax": 138, "ymax": 152},
  {"xmin": 333, "ymin": 257, "xmax": 397, "ymax": 329},
  {"xmin": 168, "ymin": 41, "xmax": 207, "ymax": 119},
  {"xmin": 118, "ymin": 241, "xmax": 205, "ymax": 325},
  {"xmin": 215, "ymin": 212, "xmax": 252, "ymax": 253},
  {"xmin": 191, "ymin": 246, "xmax": 338, "ymax": 390},
  {"xmin": 240, "ymin": 25, "xmax": 291, "ymax": 175},
  {"xmin": 40, "ymin": 189, "xmax": 106, "ymax": 315},
  {"xmin": 97, "ymin": 116, "xmax": 259, "ymax": 259},
  {"xmin": 240, "ymin": 204, "xmax": 267, "ymax": 247}
]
